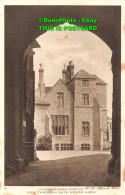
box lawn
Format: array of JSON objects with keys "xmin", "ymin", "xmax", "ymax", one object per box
[{"xmin": 5, "ymin": 154, "xmax": 120, "ymax": 186}]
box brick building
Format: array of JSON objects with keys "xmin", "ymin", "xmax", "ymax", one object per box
[{"xmin": 35, "ymin": 61, "xmax": 108, "ymax": 151}]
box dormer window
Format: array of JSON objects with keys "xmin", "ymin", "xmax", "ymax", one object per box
[{"xmin": 82, "ymin": 80, "xmax": 89, "ymax": 87}]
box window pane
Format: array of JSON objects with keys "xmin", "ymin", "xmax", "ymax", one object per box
[
  {"xmin": 81, "ymin": 143, "xmax": 90, "ymax": 150},
  {"xmin": 82, "ymin": 126, "xmax": 85, "ymax": 135},
  {"xmin": 51, "ymin": 115, "xmax": 69, "ymax": 135},
  {"xmin": 86, "ymin": 122, "xmax": 89, "ymax": 126},
  {"xmin": 55, "ymin": 116, "xmax": 57, "ymax": 126},
  {"xmin": 58, "ymin": 116, "xmax": 61, "ymax": 126},
  {"xmin": 87, "ymin": 95, "xmax": 89, "ymax": 105},
  {"xmin": 65, "ymin": 116, "xmax": 68, "ymax": 126},
  {"xmin": 62, "ymin": 116, "xmax": 65, "ymax": 125},
  {"xmin": 82, "ymin": 94, "xmax": 89, "ymax": 105},
  {"xmin": 82, "ymin": 122, "xmax": 85, "ymax": 126},
  {"xmin": 57, "ymin": 96, "xmax": 60, "ymax": 106},
  {"xmin": 82, "ymin": 121, "xmax": 90, "ymax": 136},
  {"xmin": 59, "ymin": 126, "xmax": 61, "ymax": 135},
  {"xmin": 62, "ymin": 126, "xmax": 65, "ymax": 135},
  {"xmin": 82, "ymin": 80, "xmax": 89, "ymax": 87},
  {"xmin": 57, "ymin": 93, "xmax": 64, "ymax": 106}
]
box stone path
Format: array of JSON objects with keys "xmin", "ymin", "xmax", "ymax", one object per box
[{"xmin": 37, "ymin": 150, "xmax": 110, "ymax": 161}]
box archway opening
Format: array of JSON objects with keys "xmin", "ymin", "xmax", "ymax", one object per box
[{"xmin": 29, "ymin": 23, "xmax": 113, "ymax": 158}]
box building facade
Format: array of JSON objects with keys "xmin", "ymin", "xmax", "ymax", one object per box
[{"xmin": 35, "ymin": 61, "xmax": 109, "ymax": 151}]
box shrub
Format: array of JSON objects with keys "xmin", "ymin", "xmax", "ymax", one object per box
[{"xmin": 36, "ymin": 134, "xmax": 52, "ymax": 150}]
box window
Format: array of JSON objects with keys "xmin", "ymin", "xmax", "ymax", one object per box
[
  {"xmin": 82, "ymin": 94, "xmax": 89, "ymax": 105},
  {"xmin": 57, "ymin": 93, "xmax": 64, "ymax": 106},
  {"xmin": 55, "ymin": 143, "xmax": 59, "ymax": 150},
  {"xmin": 61, "ymin": 143, "xmax": 73, "ymax": 150},
  {"xmin": 82, "ymin": 80, "xmax": 89, "ymax": 87},
  {"xmin": 82, "ymin": 122, "xmax": 90, "ymax": 136},
  {"xmin": 52, "ymin": 115, "xmax": 69, "ymax": 135},
  {"xmin": 81, "ymin": 144, "xmax": 90, "ymax": 150}
]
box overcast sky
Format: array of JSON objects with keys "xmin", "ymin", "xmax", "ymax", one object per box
[{"xmin": 33, "ymin": 23, "xmax": 112, "ymax": 117}]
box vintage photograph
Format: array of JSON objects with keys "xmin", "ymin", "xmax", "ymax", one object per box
[{"xmin": 3, "ymin": 4, "xmax": 121, "ymax": 191}]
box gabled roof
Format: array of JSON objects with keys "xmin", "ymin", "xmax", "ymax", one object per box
[
  {"xmin": 35, "ymin": 96, "xmax": 50, "ymax": 106},
  {"xmin": 68, "ymin": 69, "xmax": 106, "ymax": 85},
  {"xmin": 68, "ymin": 69, "xmax": 97, "ymax": 83},
  {"xmin": 94, "ymin": 76, "xmax": 107, "ymax": 85},
  {"xmin": 43, "ymin": 79, "xmax": 71, "ymax": 97},
  {"xmin": 74, "ymin": 69, "xmax": 97, "ymax": 79}
]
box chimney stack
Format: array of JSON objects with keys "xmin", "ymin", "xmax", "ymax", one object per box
[
  {"xmin": 67, "ymin": 60, "xmax": 74, "ymax": 80},
  {"xmin": 38, "ymin": 63, "xmax": 45, "ymax": 97}
]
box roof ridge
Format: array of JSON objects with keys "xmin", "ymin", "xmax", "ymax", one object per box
[{"xmin": 75, "ymin": 69, "xmax": 91, "ymax": 77}]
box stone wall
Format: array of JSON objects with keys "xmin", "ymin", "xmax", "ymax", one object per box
[
  {"xmin": 73, "ymin": 78, "xmax": 96, "ymax": 150},
  {"xmin": 93, "ymin": 98, "xmax": 101, "ymax": 150},
  {"xmin": 96, "ymin": 83, "xmax": 108, "ymax": 150},
  {"xmin": 96, "ymin": 84, "xmax": 107, "ymax": 109},
  {"xmin": 44, "ymin": 79, "xmax": 73, "ymax": 150},
  {"xmin": 73, "ymin": 78, "xmax": 107, "ymax": 151},
  {"xmin": 35, "ymin": 77, "xmax": 108, "ymax": 151},
  {"xmin": 74, "ymin": 107, "xmax": 94, "ymax": 150},
  {"xmin": 34, "ymin": 105, "xmax": 48, "ymax": 139}
]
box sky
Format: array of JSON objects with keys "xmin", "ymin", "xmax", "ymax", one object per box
[{"xmin": 33, "ymin": 23, "xmax": 113, "ymax": 117}]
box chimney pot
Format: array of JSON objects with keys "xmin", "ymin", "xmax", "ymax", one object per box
[
  {"xmin": 62, "ymin": 64, "xmax": 67, "ymax": 83},
  {"xmin": 67, "ymin": 60, "xmax": 74, "ymax": 80}
]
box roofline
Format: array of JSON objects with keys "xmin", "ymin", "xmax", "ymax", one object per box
[
  {"xmin": 96, "ymin": 83, "xmax": 107, "ymax": 85},
  {"xmin": 92, "ymin": 74, "xmax": 107, "ymax": 85},
  {"xmin": 43, "ymin": 78, "xmax": 71, "ymax": 98},
  {"xmin": 67, "ymin": 69, "xmax": 98, "ymax": 84}
]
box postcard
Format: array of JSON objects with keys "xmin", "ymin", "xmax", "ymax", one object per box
[{"xmin": 0, "ymin": 0, "xmax": 125, "ymax": 195}]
